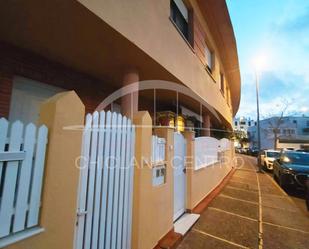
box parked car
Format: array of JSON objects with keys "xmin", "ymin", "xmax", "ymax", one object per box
[
  {"xmin": 248, "ymin": 148, "xmax": 259, "ymax": 157},
  {"xmin": 259, "ymin": 150, "xmax": 280, "ymax": 170},
  {"xmin": 273, "ymin": 151, "xmax": 309, "ymax": 189}
]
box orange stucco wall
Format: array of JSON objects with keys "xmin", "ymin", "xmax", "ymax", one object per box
[{"xmin": 77, "ymin": 0, "xmax": 235, "ymax": 125}]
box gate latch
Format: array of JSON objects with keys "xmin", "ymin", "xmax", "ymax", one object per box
[{"xmin": 77, "ymin": 210, "xmax": 88, "ymax": 216}]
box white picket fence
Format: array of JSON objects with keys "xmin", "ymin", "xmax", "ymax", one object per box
[
  {"xmin": 194, "ymin": 136, "xmax": 231, "ymax": 170},
  {"xmin": 0, "ymin": 118, "xmax": 48, "ymax": 240},
  {"xmin": 151, "ymin": 135, "xmax": 166, "ymax": 165},
  {"xmin": 75, "ymin": 111, "xmax": 135, "ymax": 249}
]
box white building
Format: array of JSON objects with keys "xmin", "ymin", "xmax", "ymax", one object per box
[
  {"xmin": 233, "ymin": 117, "xmax": 256, "ymax": 148},
  {"xmin": 248, "ymin": 116, "xmax": 309, "ymax": 150},
  {"xmin": 234, "ymin": 117, "xmax": 256, "ymax": 133}
]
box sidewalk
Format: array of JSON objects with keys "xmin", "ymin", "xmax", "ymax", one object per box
[{"xmin": 177, "ymin": 155, "xmax": 309, "ymax": 249}]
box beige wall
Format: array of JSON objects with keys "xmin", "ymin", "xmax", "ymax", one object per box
[
  {"xmin": 184, "ymin": 131, "xmax": 233, "ymax": 210},
  {"xmin": 78, "ymin": 0, "xmax": 235, "ymax": 124},
  {"xmin": 5, "ymin": 91, "xmax": 85, "ymax": 249},
  {"xmin": 0, "ymin": 0, "xmax": 238, "ymax": 125}
]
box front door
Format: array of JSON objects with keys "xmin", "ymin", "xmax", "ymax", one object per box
[{"xmin": 173, "ymin": 132, "xmax": 186, "ymax": 221}]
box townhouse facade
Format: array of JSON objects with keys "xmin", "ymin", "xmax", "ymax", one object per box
[{"xmin": 0, "ymin": 1, "xmax": 240, "ymax": 249}]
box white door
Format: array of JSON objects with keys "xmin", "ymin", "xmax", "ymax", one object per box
[
  {"xmin": 173, "ymin": 132, "xmax": 186, "ymax": 221},
  {"xmin": 8, "ymin": 76, "xmax": 63, "ymax": 124},
  {"xmin": 75, "ymin": 111, "xmax": 135, "ymax": 249}
]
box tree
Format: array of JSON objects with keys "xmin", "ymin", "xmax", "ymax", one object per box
[
  {"xmin": 262, "ymin": 99, "xmax": 291, "ymax": 150},
  {"xmin": 233, "ymin": 130, "xmax": 249, "ymax": 148}
]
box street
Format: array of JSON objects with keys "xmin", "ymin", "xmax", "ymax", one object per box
[{"xmin": 178, "ymin": 155, "xmax": 309, "ymax": 249}]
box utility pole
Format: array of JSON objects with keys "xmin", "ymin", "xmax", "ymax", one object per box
[{"xmin": 255, "ymin": 71, "xmax": 263, "ymax": 173}]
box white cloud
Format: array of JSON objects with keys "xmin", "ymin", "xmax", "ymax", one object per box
[{"xmin": 236, "ymin": 3, "xmax": 309, "ymax": 118}]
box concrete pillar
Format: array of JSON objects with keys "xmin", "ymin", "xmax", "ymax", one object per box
[
  {"xmin": 6, "ymin": 91, "xmax": 85, "ymax": 249},
  {"xmin": 153, "ymin": 127, "xmax": 175, "ymax": 247},
  {"xmin": 131, "ymin": 111, "xmax": 153, "ymax": 249},
  {"xmin": 202, "ymin": 114, "xmax": 211, "ymax": 137},
  {"xmin": 131, "ymin": 112, "xmax": 175, "ymax": 249},
  {"xmin": 121, "ymin": 69, "xmax": 139, "ymax": 119}
]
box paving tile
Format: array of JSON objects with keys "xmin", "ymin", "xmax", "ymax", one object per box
[
  {"xmin": 260, "ymin": 185, "xmax": 284, "ymax": 196},
  {"xmin": 263, "ymin": 223, "xmax": 309, "ymax": 249},
  {"xmin": 209, "ymin": 195, "xmax": 259, "ymax": 220},
  {"xmin": 227, "ymin": 181, "xmax": 259, "ymax": 192},
  {"xmin": 237, "ymin": 166, "xmax": 256, "ymax": 172},
  {"xmin": 234, "ymin": 170, "xmax": 257, "ymax": 179},
  {"xmin": 177, "ymin": 230, "xmax": 240, "ymax": 249},
  {"xmin": 222, "ymin": 186, "xmax": 259, "ymax": 203},
  {"xmin": 257, "ymin": 174, "xmax": 279, "ymax": 187},
  {"xmin": 177, "ymin": 155, "xmax": 309, "ymax": 249},
  {"xmin": 262, "ymin": 206, "xmax": 309, "ymax": 231},
  {"xmin": 230, "ymin": 175, "xmax": 258, "ymax": 186},
  {"xmin": 261, "ymin": 194, "xmax": 301, "ymax": 213},
  {"xmin": 195, "ymin": 208, "xmax": 259, "ymax": 249}
]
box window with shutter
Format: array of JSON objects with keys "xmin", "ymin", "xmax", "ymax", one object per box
[{"xmin": 170, "ymin": 0, "xmax": 189, "ymax": 41}]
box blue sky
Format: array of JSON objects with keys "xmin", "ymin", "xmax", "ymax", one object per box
[{"xmin": 227, "ymin": 0, "xmax": 309, "ymax": 119}]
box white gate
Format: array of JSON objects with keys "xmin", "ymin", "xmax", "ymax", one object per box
[
  {"xmin": 75, "ymin": 111, "xmax": 135, "ymax": 249},
  {"xmin": 173, "ymin": 132, "xmax": 186, "ymax": 221},
  {"xmin": 0, "ymin": 118, "xmax": 48, "ymax": 243}
]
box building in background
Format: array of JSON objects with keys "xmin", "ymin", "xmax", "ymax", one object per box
[
  {"xmin": 233, "ymin": 117, "xmax": 256, "ymax": 148},
  {"xmin": 248, "ymin": 116, "xmax": 309, "ymax": 150}
]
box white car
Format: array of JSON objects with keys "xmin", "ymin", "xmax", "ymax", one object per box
[{"xmin": 260, "ymin": 150, "xmax": 280, "ymax": 170}]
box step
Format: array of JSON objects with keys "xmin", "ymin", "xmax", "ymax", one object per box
[{"xmin": 174, "ymin": 213, "xmax": 200, "ymax": 235}]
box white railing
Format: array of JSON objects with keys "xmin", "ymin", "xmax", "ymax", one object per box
[
  {"xmin": 219, "ymin": 138, "xmax": 231, "ymax": 152},
  {"xmin": 75, "ymin": 111, "xmax": 135, "ymax": 249},
  {"xmin": 0, "ymin": 118, "xmax": 48, "ymax": 242},
  {"xmin": 194, "ymin": 136, "xmax": 231, "ymax": 170}
]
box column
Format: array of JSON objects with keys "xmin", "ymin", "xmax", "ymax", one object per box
[
  {"xmin": 121, "ymin": 69, "xmax": 139, "ymax": 119},
  {"xmin": 202, "ymin": 114, "xmax": 211, "ymax": 137}
]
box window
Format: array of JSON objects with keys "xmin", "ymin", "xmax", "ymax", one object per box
[
  {"xmin": 293, "ymin": 120, "xmax": 297, "ymax": 124},
  {"xmin": 235, "ymin": 121, "xmax": 238, "ymax": 126},
  {"xmin": 170, "ymin": 0, "xmax": 189, "ymax": 40},
  {"xmin": 9, "ymin": 76, "xmax": 63, "ymax": 124},
  {"xmin": 220, "ymin": 73, "xmax": 225, "ymax": 95},
  {"xmin": 205, "ymin": 45, "xmax": 214, "ymax": 72},
  {"xmin": 307, "ymin": 121, "xmax": 309, "ymax": 127},
  {"xmin": 248, "ymin": 121, "xmax": 251, "ymax": 126},
  {"xmin": 240, "ymin": 121, "xmax": 246, "ymax": 125}
]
